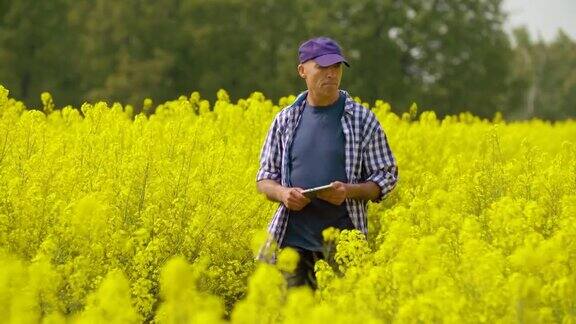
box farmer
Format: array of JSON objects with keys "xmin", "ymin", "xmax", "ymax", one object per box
[{"xmin": 255, "ymin": 36, "xmax": 398, "ymax": 289}]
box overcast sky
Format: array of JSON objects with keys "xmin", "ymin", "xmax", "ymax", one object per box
[{"xmin": 502, "ymin": 0, "xmax": 576, "ymax": 42}]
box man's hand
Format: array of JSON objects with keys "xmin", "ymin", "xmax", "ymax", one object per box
[
  {"xmin": 281, "ymin": 187, "xmax": 311, "ymax": 211},
  {"xmin": 316, "ymin": 181, "xmax": 347, "ymax": 205}
]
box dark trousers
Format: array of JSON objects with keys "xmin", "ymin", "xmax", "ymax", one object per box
[{"xmin": 281, "ymin": 247, "xmax": 325, "ymax": 290}]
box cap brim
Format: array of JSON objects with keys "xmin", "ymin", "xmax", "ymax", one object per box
[{"xmin": 313, "ymin": 54, "xmax": 350, "ymax": 67}]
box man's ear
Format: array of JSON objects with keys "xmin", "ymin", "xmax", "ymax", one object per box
[{"xmin": 298, "ymin": 64, "xmax": 306, "ymax": 79}]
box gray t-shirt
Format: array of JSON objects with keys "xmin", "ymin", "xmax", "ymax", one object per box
[{"xmin": 282, "ymin": 93, "xmax": 354, "ymax": 251}]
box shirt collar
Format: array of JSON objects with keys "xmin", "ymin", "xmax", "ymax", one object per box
[{"xmin": 291, "ymin": 89, "xmax": 355, "ymax": 117}]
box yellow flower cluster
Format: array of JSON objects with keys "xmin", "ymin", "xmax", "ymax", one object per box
[{"xmin": 0, "ymin": 84, "xmax": 574, "ymax": 323}]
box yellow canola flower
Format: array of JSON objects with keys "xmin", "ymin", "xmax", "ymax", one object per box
[{"xmin": 0, "ymin": 84, "xmax": 574, "ymax": 322}]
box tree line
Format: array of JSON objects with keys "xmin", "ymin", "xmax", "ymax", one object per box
[{"xmin": 0, "ymin": 0, "xmax": 574, "ymax": 120}]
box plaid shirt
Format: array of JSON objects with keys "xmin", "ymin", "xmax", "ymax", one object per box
[{"xmin": 256, "ymin": 90, "xmax": 398, "ymax": 262}]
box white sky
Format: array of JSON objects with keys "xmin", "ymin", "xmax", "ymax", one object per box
[{"xmin": 502, "ymin": 0, "xmax": 576, "ymax": 42}]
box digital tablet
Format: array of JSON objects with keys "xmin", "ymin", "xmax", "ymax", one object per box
[{"xmin": 302, "ymin": 184, "xmax": 333, "ymax": 198}]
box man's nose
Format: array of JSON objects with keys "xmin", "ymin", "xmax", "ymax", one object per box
[{"xmin": 326, "ymin": 66, "xmax": 337, "ymax": 78}]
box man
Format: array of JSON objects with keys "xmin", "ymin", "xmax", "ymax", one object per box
[{"xmin": 255, "ymin": 36, "xmax": 398, "ymax": 289}]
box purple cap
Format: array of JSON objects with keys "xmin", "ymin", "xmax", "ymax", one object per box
[{"xmin": 298, "ymin": 37, "xmax": 350, "ymax": 67}]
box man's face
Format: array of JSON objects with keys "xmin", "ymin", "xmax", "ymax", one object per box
[{"xmin": 298, "ymin": 60, "xmax": 343, "ymax": 98}]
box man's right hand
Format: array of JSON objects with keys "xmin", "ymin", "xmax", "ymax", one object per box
[
  {"xmin": 281, "ymin": 187, "xmax": 311, "ymax": 211},
  {"xmin": 256, "ymin": 180, "xmax": 311, "ymax": 210}
]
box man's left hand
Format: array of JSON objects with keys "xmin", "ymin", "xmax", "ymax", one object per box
[{"xmin": 316, "ymin": 181, "xmax": 347, "ymax": 205}]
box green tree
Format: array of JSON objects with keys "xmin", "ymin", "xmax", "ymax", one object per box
[
  {"xmin": 67, "ymin": 0, "xmax": 181, "ymax": 106},
  {"xmin": 5, "ymin": 0, "xmax": 571, "ymax": 120},
  {"xmin": 508, "ymin": 27, "xmax": 576, "ymax": 120},
  {"xmin": 0, "ymin": 0, "xmax": 77, "ymax": 107}
]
